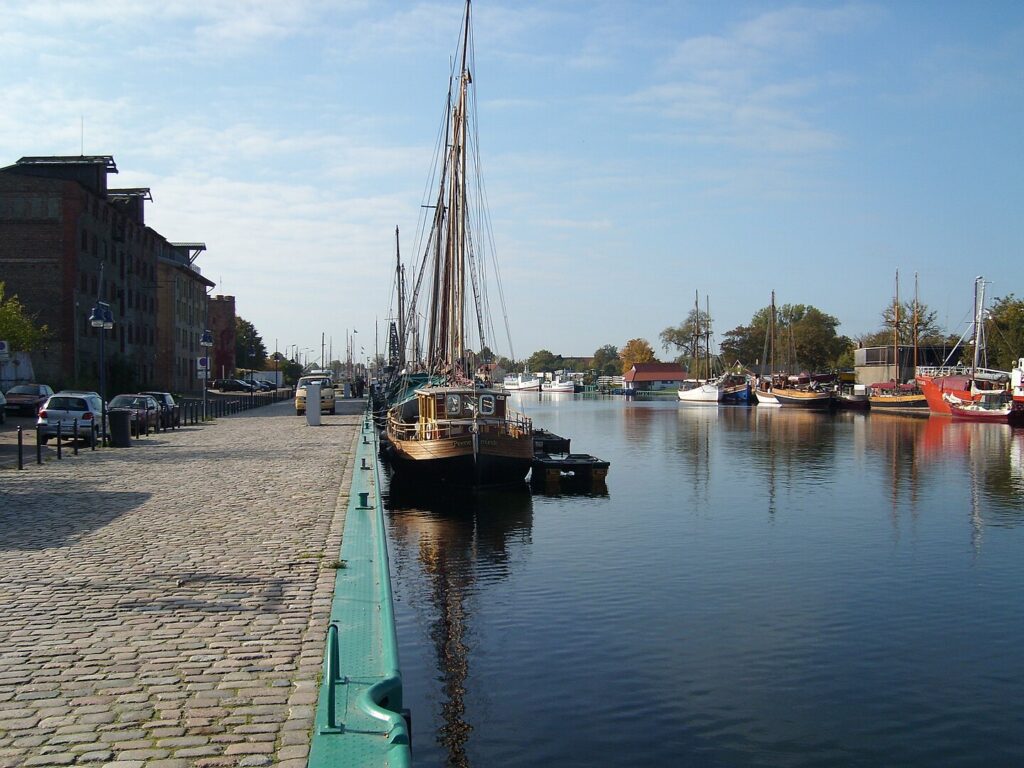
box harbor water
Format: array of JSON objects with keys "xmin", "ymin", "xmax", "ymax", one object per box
[{"xmin": 384, "ymin": 396, "xmax": 1024, "ymax": 767}]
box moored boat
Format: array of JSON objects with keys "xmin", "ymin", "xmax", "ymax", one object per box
[
  {"xmin": 948, "ymin": 392, "xmax": 1024, "ymax": 425},
  {"xmin": 772, "ymin": 386, "xmax": 836, "ymax": 410},
  {"xmin": 677, "ymin": 379, "xmax": 722, "ymax": 404},
  {"xmin": 503, "ymin": 372, "xmax": 542, "ymax": 391},
  {"xmin": 541, "ymin": 376, "xmax": 574, "ymax": 393},
  {"xmin": 385, "ymin": 2, "xmax": 534, "ymax": 486}
]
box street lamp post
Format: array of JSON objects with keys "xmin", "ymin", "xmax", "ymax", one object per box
[
  {"xmin": 249, "ymin": 346, "xmax": 255, "ymax": 408},
  {"xmin": 89, "ymin": 301, "xmax": 114, "ymax": 446},
  {"xmin": 200, "ymin": 329, "xmax": 213, "ymax": 420}
]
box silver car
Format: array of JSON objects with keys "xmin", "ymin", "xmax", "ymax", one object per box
[{"xmin": 37, "ymin": 391, "xmax": 106, "ymax": 443}]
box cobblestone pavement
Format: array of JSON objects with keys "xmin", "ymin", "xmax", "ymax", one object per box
[{"xmin": 0, "ymin": 400, "xmax": 363, "ymax": 767}]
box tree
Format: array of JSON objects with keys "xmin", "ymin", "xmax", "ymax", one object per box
[
  {"xmin": 986, "ymin": 294, "xmax": 1024, "ymax": 371},
  {"xmin": 235, "ymin": 316, "xmax": 267, "ymax": 371},
  {"xmin": 270, "ymin": 352, "xmax": 303, "ymax": 386},
  {"xmin": 620, "ymin": 338, "xmax": 656, "ymax": 373},
  {"xmin": 0, "ymin": 282, "xmax": 48, "ymax": 352},
  {"xmin": 527, "ymin": 349, "xmax": 562, "ymax": 372},
  {"xmin": 592, "ymin": 344, "xmax": 620, "ymax": 376},
  {"xmin": 659, "ymin": 306, "xmax": 713, "ymax": 367},
  {"xmin": 776, "ymin": 304, "xmax": 847, "ymax": 371}
]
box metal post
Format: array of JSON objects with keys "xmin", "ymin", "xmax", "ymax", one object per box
[
  {"xmin": 17, "ymin": 426, "xmax": 23, "ymax": 470},
  {"xmin": 36, "ymin": 425, "xmax": 42, "ymax": 464},
  {"xmin": 57, "ymin": 421, "xmax": 62, "ymax": 459},
  {"xmin": 73, "ymin": 419, "xmax": 79, "ymax": 455}
]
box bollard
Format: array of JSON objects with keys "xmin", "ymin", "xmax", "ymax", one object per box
[
  {"xmin": 91, "ymin": 421, "xmax": 97, "ymax": 450},
  {"xmin": 73, "ymin": 419, "xmax": 79, "ymax": 455},
  {"xmin": 17, "ymin": 426, "xmax": 23, "ymax": 470},
  {"xmin": 358, "ymin": 492, "xmax": 370, "ymax": 508},
  {"xmin": 57, "ymin": 421, "xmax": 62, "ymax": 459},
  {"xmin": 361, "ymin": 457, "xmax": 370, "ymax": 470},
  {"xmin": 36, "ymin": 425, "xmax": 42, "ymax": 465}
]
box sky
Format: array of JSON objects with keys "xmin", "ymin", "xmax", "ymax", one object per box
[{"xmin": 2, "ymin": 1, "xmax": 1022, "ymax": 365}]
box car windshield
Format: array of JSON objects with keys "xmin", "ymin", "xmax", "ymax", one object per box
[
  {"xmin": 8, "ymin": 385, "xmax": 38, "ymax": 395},
  {"xmin": 47, "ymin": 397, "xmax": 88, "ymax": 411},
  {"xmin": 109, "ymin": 396, "xmax": 134, "ymax": 407}
]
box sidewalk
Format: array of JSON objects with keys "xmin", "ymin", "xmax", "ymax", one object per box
[{"xmin": 0, "ymin": 399, "xmax": 364, "ymax": 767}]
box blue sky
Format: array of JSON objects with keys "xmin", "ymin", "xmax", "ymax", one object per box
[{"xmin": 2, "ymin": 1, "xmax": 1022, "ymax": 364}]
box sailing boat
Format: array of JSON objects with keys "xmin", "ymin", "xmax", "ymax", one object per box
[
  {"xmin": 869, "ymin": 270, "xmax": 928, "ymax": 412},
  {"xmin": 678, "ymin": 292, "xmax": 722, "ymax": 404},
  {"xmin": 753, "ymin": 291, "xmax": 781, "ymax": 406},
  {"xmin": 385, "ymin": 1, "xmax": 534, "ymax": 486},
  {"xmin": 916, "ymin": 276, "xmax": 1012, "ymax": 415}
]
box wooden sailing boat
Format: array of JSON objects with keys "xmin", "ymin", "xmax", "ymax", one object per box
[
  {"xmin": 385, "ymin": 1, "xmax": 533, "ymax": 486},
  {"xmin": 869, "ymin": 270, "xmax": 929, "ymax": 412},
  {"xmin": 678, "ymin": 292, "xmax": 722, "ymax": 404},
  {"xmin": 753, "ymin": 291, "xmax": 781, "ymax": 406}
]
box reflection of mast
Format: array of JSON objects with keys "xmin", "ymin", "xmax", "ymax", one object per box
[{"xmin": 386, "ymin": 478, "xmax": 533, "ymax": 767}]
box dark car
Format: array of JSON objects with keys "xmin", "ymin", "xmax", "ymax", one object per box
[
  {"xmin": 4, "ymin": 383, "xmax": 55, "ymax": 416},
  {"xmin": 141, "ymin": 391, "xmax": 181, "ymax": 428},
  {"xmin": 108, "ymin": 394, "xmax": 161, "ymax": 435},
  {"xmin": 211, "ymin": 378, "xmax": 248, "ymax": 392}
]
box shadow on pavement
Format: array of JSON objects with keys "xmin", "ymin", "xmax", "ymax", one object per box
[{"xmin": 0, "ymin": 485, "xmax": 151, "ymax": 550}]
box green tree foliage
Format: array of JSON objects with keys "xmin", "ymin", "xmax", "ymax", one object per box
[
  {"xmin": 270, "ymin": 352, "xmax": 303, "ymax": 386},
  {"xmin": 235, "ymin": 316, "xmax": 267, "ymax": 370},
  {"xmin": 858, "ymin": 299, "xmax": 944, "ymax": 349},
  {"xmin": 0, "ymin": 282, "xmax": 48, "ymax": 352},
  {"xmin": 986, "ymin": 294, "xmax": 1024, "ymax": 371},
  {"xmin": 527, "ymin": 349, "xmax": 563, "ymax": 372},
  {"xmin": 659, "ymin": 306, "xmax": 713, "ymax": 366},
  {"xmin": 719, "ymin": 302, "xmax": 848, "ymax": 372},
  {"xmin": 591, "ymin": 344, "xmax": 621, "ymax": 376},
  {"xmin": 620, "ymin": 338, "xmax": 656, "ymax": 373}
]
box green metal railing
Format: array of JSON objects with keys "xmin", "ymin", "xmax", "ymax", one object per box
[{"xmin": 309, "ymin": 413, "xmax": 412, "ymax": 767}]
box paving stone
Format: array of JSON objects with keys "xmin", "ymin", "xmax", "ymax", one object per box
[{"xmin": 0, "ymin": 402, "xmax": 358, "ymax": 767}]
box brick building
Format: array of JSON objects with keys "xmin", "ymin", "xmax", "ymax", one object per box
[
  {"xmin": 208, "ymin": 294, "xmax": 237, "ymax": 380},
  {"xmin": 157, "ymin": 244, "xmax": 215, "ymax": 393},
  {"xmin": 0, "ymin": 155, "xmax": 214, "ymax": 394}
]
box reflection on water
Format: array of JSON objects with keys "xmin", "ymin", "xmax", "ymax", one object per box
[
  {"xmin": 385, "ymin": 477, "xmax": 533, "ymax": 767},
  {"xmin": 386, "ymin": 398, "xmax": 1024, "ymax": 767}
]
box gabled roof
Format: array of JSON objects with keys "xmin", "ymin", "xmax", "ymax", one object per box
[{"xmin": 624, "ymin": 362, "xmax": 687, "ymax": 382}]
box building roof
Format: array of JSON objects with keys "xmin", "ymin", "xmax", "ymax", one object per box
[{"xmin": 624, "ymin": 362, "xmax": 687, "ymax": 382}]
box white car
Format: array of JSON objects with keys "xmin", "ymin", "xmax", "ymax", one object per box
[{"xmin": 37, "ymin": 391, "xmax": 106, "ymax": 443}]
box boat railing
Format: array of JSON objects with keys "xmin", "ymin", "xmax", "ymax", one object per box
[
  {"xmin": 916, "ymin": 365, "xmax": 1009, "ymax": 380},
  {"xmin": 387, "ymin": 413, "xmax": 532, "ymax": 441}
]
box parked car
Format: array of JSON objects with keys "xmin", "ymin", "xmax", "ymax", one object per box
[
  {"xmin": 0, "ymin": 390, "xmax": 5, "ymax": 424},
  {"xmin": 295, "ymin": 375, "xmax": 335, "ymax": 415},
  {"xmin": 107, "ymin": 394, "xmax": 161, "ymax": 435},
  {"xmin": 4, "ymin": 383, "xmax": 54, "ymax": 416},
  {"xmin": 37, "ymin": 391, "xmax": 105, "ymax": 443},
  {"xmin": 254, "ymin": 380, "xmax": 274, "ymax": 392},
  {"xmin": 211, "ymin": 378, "xmax": 247, "ymax": 392},
  {"xmin": 141, "ymin": 391, "xmax": 181, "ymax": 428}
]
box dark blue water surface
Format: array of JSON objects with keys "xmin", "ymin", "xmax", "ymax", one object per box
[{"xmin": 384, "ymin": 396, "xmax": 1024, "ymax": 767}]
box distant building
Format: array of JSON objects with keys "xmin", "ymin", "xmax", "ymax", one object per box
[
  {"xmin": 854, "ymin": 344, "xmax": 952, "ymax": 385},
  {"xmin": 623, "ymin": 362, "xmax": 688, "ymax": 392}
]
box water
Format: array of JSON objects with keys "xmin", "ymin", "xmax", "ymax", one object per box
[{"xmin": 384, "ymin": 396, "xmax": 1024, "ymax": 767}]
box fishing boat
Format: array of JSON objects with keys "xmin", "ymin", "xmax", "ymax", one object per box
[
  {"xmin": 836, "ymin": 383, "xmax": 870, "ymax": 410},
  {"xmin": 869, "ymin": 271, "xmax": 928, "ymax": 413},
  {"xmin": 385, "ymin": 2, "xmax": 534, "ymax": 486},
  {"xmin": 948, "ymin": 392, "xmax": 1024, "ymax": 425},
  {"xmin": 917, "ymin": 276, "xmax": 1012, "ymax": 415}
]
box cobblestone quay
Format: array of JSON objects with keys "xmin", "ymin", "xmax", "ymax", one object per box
[{"xmin": 0, "ymin": 399, "xmax": 362, "ymax": 767}]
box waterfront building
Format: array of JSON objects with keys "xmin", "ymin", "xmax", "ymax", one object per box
[
  {"xmin": 156, "ymin": 244, "xmax": 215, "ymax": 393},
  {"xmin": 208, "ymin": 294, "xmax": 237, "ymax": 380},
  {"xmin": 623, "ymin": 362, "xmax": 688, "ymax": 392}
]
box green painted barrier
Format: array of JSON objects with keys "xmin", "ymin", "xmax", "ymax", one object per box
[{"xmin": 309, "ymin": 415, "xmax": 412, "ymax": 767}]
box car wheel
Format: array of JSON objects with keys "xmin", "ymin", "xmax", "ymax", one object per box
[
  {"xmin": 296, "ymin": 409, "xmax": 304, "ymax": 416},
  {"xmin": 40, "ymin": 436, "xmax": 50, "ymax": 445}
]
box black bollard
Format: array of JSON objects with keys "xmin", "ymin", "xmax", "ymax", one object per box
[
  {"xmin": 91, "ymin": 420, "xmax": 97, "ymax": 450},
  {"xmin": 17, "ymin": 426, "xmax": 23, "ymax": 470},
  {"xmin": 56, "ymin": 421, "xmax": 62, "ymax": 459},
  {"xmin": 36, "ymin": 425, "xmax": 42, "ymax": 465},
  {"xmin": 73, "ymin": 419, "xmax": 79, "ymax": 455}
]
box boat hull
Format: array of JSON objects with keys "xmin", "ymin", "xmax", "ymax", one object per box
[
  {"xmin": 773, "ymin": 389, "xmax": 835, "ymax": 410},
  {"xmin": 677, "ymin": 383, "xmax": 721, "ymax": 404},
  {"xmin": 868, "ymin": 393, "xmax": 928, "ymax": 412},
  {"xmin": 753, "ymin": 389, "xmax": 780, "ymax": 406},
  {"xmin": 949, "ymin": 402, "xmax": 1024, "ymax": 425},
  {"xmin": 387, "ymin": 431, "xmax": 533, "ymax": 485}
]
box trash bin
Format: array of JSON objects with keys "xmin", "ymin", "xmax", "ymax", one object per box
[{"xmin": 108, "ymin": 408, "xmax": 133, "ymax": 447}]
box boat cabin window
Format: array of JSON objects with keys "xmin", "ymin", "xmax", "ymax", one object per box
[
  {"xmin": 479, "ymin": 394, "xmax": 495, "ymax": 415},
  {"xmin": 445, "ymin": 393, "xmax": 461, "ymax": 416}
]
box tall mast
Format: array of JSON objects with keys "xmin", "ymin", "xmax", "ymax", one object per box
[
  {"xmin": 770, "ymin": 290, "xmax": 776, "ymax": 376},
  {"xmin": 912, "ymin": 272, "xmax": 919, "ymax": 377},
  {"xmin": 705, "ymin": 295, "xmax": 711, "ymax": 380},
  {"xmin": 396, "ymin": 226, "xmax": 406, "ymax": 369},
  {"xmin": 894, "ymin": 270, "xmax": 900, "ymax": 383},
  {"xmin": 973, "ymin": 276, "xmax": 986, "ymax": 373}
]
